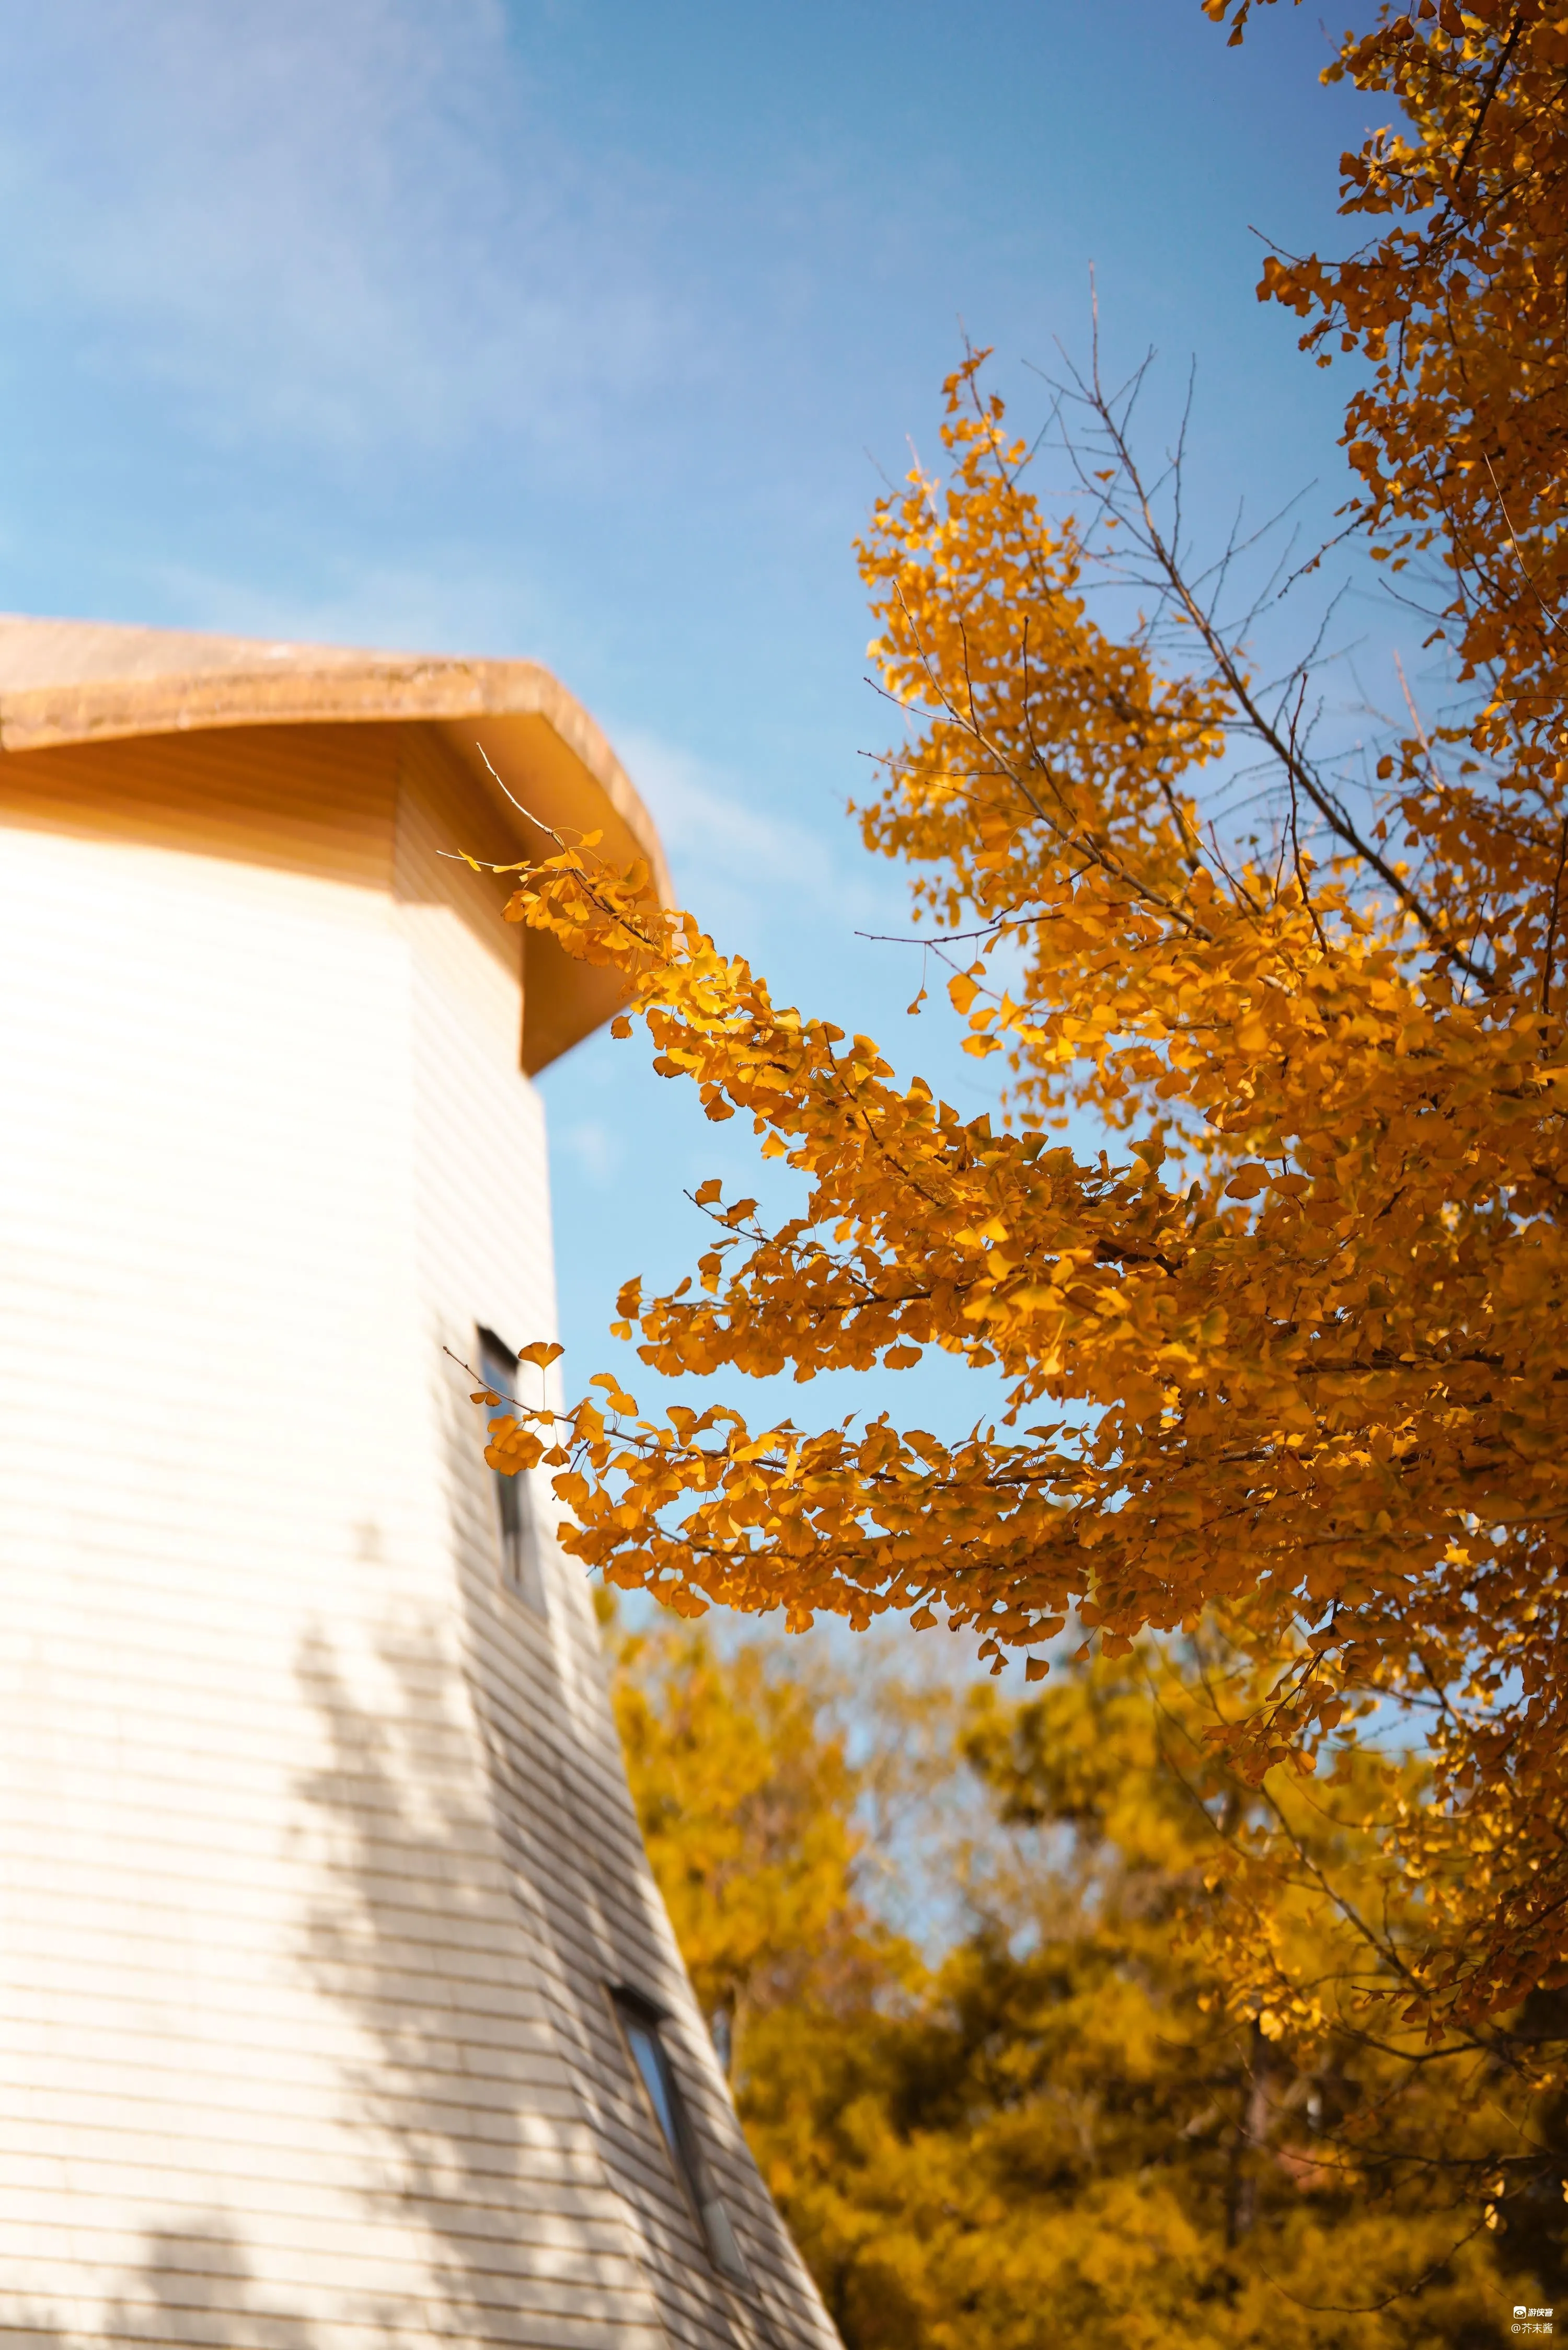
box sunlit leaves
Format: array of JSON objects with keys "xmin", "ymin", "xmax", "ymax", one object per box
[{"xmin": 474, "ymin": 2, "xmax": 1568, "ymax": 2038}]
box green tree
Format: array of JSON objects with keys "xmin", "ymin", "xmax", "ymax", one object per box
[{"xmin": 612, "ymin": 1619, "xmax": 1565, "ymax": 2347}]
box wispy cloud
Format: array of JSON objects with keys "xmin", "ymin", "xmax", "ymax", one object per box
[
  {"xmin": 0, "ymin": 0, "xmax": 686, "ymax": 457},
  {"xmin": 120, "ymin": 548, "xmax": 556, "ymax": 658},
  {"xmin": 557, "ymin": 1117, "xmax": 626, "ymax": 1194},
  {"xmin": 613, "ymin": 724, "xmax": 901, "ymax": 954}
]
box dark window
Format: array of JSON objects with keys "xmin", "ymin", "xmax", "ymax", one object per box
[
  {"xmin": 476, "ymin": 1326, "xmax": 547, "ymax": 1615},
  {"xmin": 610, "ymin": 1987, "xmax": 750, "ymax": 2285}
]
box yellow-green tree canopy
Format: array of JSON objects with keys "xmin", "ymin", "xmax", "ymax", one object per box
[
  {"xmin": 477, "ymin": 1, "xmax": 1568, "ymax": 2034},
  {"xmin": 611, "ymin": 1621, "xmax": 1564, "ymax": 2346},
  {"xmin": 611, "ymin": 1609, "xmax": 913, "ymax": 2058}
]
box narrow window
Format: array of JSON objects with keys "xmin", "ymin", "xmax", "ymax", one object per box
[
  {"xmin": 610, "ymin": 1987, "xmax": 750, "ymax": 2285},
  {"xmin": 476, "ymin": 1326, "xmax": 548, "ymax": 1615}
]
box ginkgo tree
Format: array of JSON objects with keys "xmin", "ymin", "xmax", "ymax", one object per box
[{"xmin": 475, "ymin": 0, "xmax": 1568, "ymax": 2040}]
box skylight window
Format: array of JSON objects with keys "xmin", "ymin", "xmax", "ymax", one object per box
[
  {"xmin": 477, "ymin": 1325, "xmax": 548, "ymax": 1616},
  {"xmin": 610, "ymin": 1987, "xmax": 750, "ymax": 2285}
]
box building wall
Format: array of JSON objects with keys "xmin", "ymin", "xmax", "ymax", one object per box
[{"xmin": 0, "ymin": 724, "xmax": 839, "ymax": 2350}]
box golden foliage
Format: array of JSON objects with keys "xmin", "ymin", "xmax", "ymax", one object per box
[
  {"xmin": 609, "ymin": 1608, "xmax": 916, "ymax": 2066},
  {"xmin": 479, "ymin": 2, "xmax": 1568, "ymax": 2036},
  {"xmin": 614, "ymin": 1622, "xmax": 1563, "ymax": 2346}
]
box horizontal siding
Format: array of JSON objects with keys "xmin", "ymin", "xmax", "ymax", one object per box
[{"xmin": 0, "ymin": 723, "xmax": 837, "ymax": 2350}]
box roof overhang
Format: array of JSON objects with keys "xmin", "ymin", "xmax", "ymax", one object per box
[{"xmin": 0, "ymin": 615, "xmax": 670, "ymax": 1074}]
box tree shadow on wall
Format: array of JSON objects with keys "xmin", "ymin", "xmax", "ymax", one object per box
[
  {"xmin": 426, "ymin": 1372, "xmax": 769, "ymax": 2350},
  {"xmin": 0, "ymin": 1599, "xmax": 633, "ymax": 2350},
  {"xmin": 293, "ymin": 1617, "xmax": 660, "ymax": 2346},
  {"xmin": 2, "ymin": 2218, "xmax": 317, "ymax": 2350}
]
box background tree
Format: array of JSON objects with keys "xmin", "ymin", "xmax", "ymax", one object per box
[
  {"xmin": 610, "ymin": 1606, "xmax": 915, "ymax": 2076},
  {"xmin": 475, "ymin": 0, "xmax": 1568, "ymax": 2044},
  {"xmin": 611, "ymin": 1620, "xmax": 1561, "ymax": 2347}
]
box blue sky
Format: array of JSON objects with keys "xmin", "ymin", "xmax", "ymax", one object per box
[{"xmin": 0, "ymin": 1, "xmax": 1391, "ymax": 1500}]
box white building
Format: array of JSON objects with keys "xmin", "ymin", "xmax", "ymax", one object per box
[{"xmin": 0, "ymin": 617, "xmax": 840, "ymax": 2350}]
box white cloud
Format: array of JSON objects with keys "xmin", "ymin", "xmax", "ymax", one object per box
[
  {"xmin": 612, "ymin": 724, "xmax": 901, "ymax": 951},
  {"xmin": 0, "ymin": 0, "xmax": 686, "ymax": 454},
  {"xmin": 557, "ymin": 1118, "xmax": 624, "ymax": 1192},
  {"xmin": 123, "ymin": 547, "xmax": 553, "ymax": 658}
]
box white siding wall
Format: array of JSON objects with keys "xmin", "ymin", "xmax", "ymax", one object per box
[{"xmin": 0, "ymin": 724, "xmax": 839, "ymax": 2350}]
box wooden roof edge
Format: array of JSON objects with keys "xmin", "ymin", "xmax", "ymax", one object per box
[{"xmin": 0, "ymin": 640, "xmax": 673, "ymax": 907}]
